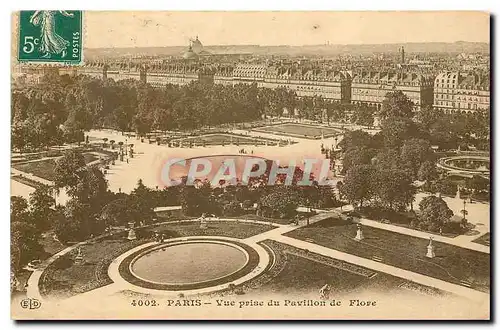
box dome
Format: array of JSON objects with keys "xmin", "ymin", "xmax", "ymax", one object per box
[
  {"xmin": 191, "ymin": 36, "xmax": 203, "ymax": 54},
  {"xmin": 183, "ymin": 46, "xmax": 199, "ymax": 60}
]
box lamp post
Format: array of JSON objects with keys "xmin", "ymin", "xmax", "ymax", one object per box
[
  {"xmin": 125, "ymin": 138, "xmax": 128, "ymax": 162},
  {"xmin": 462, "ymin": 199, "xmax": 467, "ymax": 221}
]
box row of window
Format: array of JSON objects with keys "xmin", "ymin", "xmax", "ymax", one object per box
[
  {"xmin": 439, "ymin": 78, "xmax": 457, "ymax": 84},
  {"xmin": 435, "ymin": 93, "xmax": 489, "ymax": 102},
  {"xmin": 434, "ymin": 101, "xmax": 482, "ymax": 109},
  {"xmin": 353, "ymin": 80, "xmax": 425, "ymax": 87}
]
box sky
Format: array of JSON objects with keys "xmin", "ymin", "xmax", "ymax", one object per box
[{"xmin": 84, "ymin": 11, "xmax": 490, "ymax": 48}]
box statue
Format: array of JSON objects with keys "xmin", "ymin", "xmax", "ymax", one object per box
[
  {"xmin": 10, "ymin": 272, "xmax": 20, "ymax": 292},
  {"xmin": 200, "ymin": 213, "xmax": 208, "ymax": 229},
  {"xmin": 127, "ymin": 222, "xmax": 137, "ymax": 240},
  {"xmin": 426, "ymin": 236, "xmax": 435, "ymax": 258},
  {"xmin": 74, "ymin": 247, "xmax": 84, "ymax": 265},
  {"xmin": 319, "ymin": 284, "xmax": 331, "ymax": 300},
  {"xmin": 354, "ymin": 224, "xmax": 364, "ymax": 241}
]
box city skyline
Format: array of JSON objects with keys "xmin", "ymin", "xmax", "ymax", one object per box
[{"xmin": 84, "ymin": 11, "xmax": 490, "ymax": 48}]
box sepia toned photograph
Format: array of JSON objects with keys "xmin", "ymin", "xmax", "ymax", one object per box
[{"xmin": 10, "ymin": 11, "xmax": 490, "ymax": 320}]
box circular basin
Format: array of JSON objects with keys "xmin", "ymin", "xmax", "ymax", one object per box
[
  {"xmin": 130, "ymin": 242, "xmax": 248, "ymax": 285},
  {"xmin": 438, "ymin": 155, "xmax": 490, "ymax": 175}
]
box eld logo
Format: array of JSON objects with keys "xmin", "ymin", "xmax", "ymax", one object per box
[{"xmin": 20, "ymin": 298, "xmax": 41, "ymax": 310}]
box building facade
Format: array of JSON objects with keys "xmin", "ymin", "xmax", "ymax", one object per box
[
  {"xmin": 351, "ymin": 71, "xmax": 434, "ymax": 110},
  {"xmin": 262, "ymin": 66, "xmax": 351, "ymax": 103},
  {"xmin": 433, "ymin": 71, "xmax": 490, "ymax": 113},
  {"xmin": 70, "ymin": 63, "xmax": 438, "ymax": 110},
  {"xmin": 23, "ymin": 53, "xmax": 489, "ymax": 116}
]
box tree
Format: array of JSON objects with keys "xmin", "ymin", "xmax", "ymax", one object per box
[
  {"xmin": 466, "ymin": 175, "xmax": 489, "ymax": 192},
  {"xmin": 11, "ymin": 196, "xmax": 38, "ymax": 271},
  {"xmin": 372, "ymin": 148, "xmax": 402, "ymax": 172},
  {"xmin": 415, "ymin": 105, "xmax": 443, "ymax": 131},
  {"xmin": 222, "ymin": 200, "xmax": 243, "ymax": 216},
  {"xmin": 400, "ymin": 138, "xmax": 434, "ymax": 179},
  {"xmin": 259, "ymin": 187, "xmax": 300, "ymax": 218},
  {"xmin": 379, "ymin": 90, "xmax": 415, "ymax": 122},
  {"xmin": 12, "ymin": 75, "xmax": 308, "ymax": 143},
  {"xmin": 417, "ymin": 160, "xmax": 439, "ymax": 182},
  {"xmin": 99, "ymin": 198, "xmax": 134, "ymax": 228},
  {"xmin": 153, "ymin": 107, "xmax": 171, "ymax": 132},
  {"xmin": 11, "ymin": 221, "xmax": 43, "ymax": 271},
  {"xmin": 340, "ymin": 165, "xmax": 376, "ymax": 208},
  {"xmin": 380, "ymin": 117, "xmax": 422, "ymax": 149},
  {"xmin": 435, "ymin": 177, "xmax": 458, "ymax": 197},
  {"xmin": 338, "ymin": 130, "xmax": 374, "ymax": 151},
  {"xmin": 374, "ymin": 168, "xmax": 415, "ymax": 211},
  {"xmin": 54, "ymin": 199, "xmax": 93, "ymax": 243},
  {"xmin": 126, "ymin": 180, "xmax": 156, "ymax": 225},
  {"xmin": 54, "ymin": 150, "xmax": 108, "ymax": 204},
  {"xmin": 309, "ymin": 185, "xmax": 338, "ymax": 208},
  {"xmin": 29, "ymin": 186, "xmax": 55, "ymax": 231},
  {"xmin": 465, "ymin": 175, "xmax": 490, "ymax": 199},
  {"xmin": 179, "ymin": 184, "xmax": 220, "ymax": 216},
  {"xmin": 351, "ymin": 104, "xmax": 375, "ymax": 127},
  {"xmin": 417, "ymin": 196, "xmax": 453, "ymax": 232},
  {"xmin": 80, "ymin": 165, "xmax": 108, "ymax": 202},
  {"xmin": 11, "ymin": 196, "xmax": 30, "ymax": 223},
  {"xmin": 54, "ymin": 149, "xmax": 86, "ymax": 191},
  {"xmin": 341, "ymin": 147, "xmax": 376, "ymax": 174}
]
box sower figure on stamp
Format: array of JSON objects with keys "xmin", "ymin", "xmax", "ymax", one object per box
[{"xmin": 29, "ymin": 10, "xmax": 74, "ymax": 58}]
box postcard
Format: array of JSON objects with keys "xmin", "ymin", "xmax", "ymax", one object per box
[{"xmin": 10, "ymin": 11, "xmax": 490, "ymax": 320}]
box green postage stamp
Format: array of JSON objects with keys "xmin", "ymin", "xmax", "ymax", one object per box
[{"xmin": 17, "ymin": 10, "xmax": 82, "ymax": 64}]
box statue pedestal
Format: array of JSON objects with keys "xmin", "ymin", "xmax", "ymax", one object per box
[
  {"xmin": 426, "ymin": 244, "xmax": 435, "ymax": 258},
  {"xmin": 200, "ymin": 220, "xmax": 208, "ymax": 229},
  {"xmin": 127, "ymin": 228, "xmax": 137, "ymax": 240},
  {"xmin": 354, "ymin": 228, "xmax": 364, "ymax": 241},
  {"xmin": 74, "ymin": 248, "xmax": 85, "ymax": 265}
]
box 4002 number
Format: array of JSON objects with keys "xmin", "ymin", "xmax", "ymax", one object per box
[{"xmin": 131, "ymin": 299, "xmax": 158, "ymax": 307}]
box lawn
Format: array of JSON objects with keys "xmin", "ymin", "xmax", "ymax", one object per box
[
  {"xmin": 154, "ymin": 213, "xmax": 293, "ymax": 225},
  {"xmin": 143, "ymin": 220, "xmax": 276, "ymax": 239},
  {"xmin": 472, "ymin": 233, "xmax": 490, "ymax": 247},
  {"xmin": 346, "ymin": 207, "xmax": 460, "ymax": 238},
  {"xmin": 39, "ymin": 220, "xmax": 276, "ymax": 299},
  {"xmin": 39, "ymin": 230, "xmax": 67, "ymax": 257},
  {"xmin": 83, "ymin": 153, "xmax": 99, "ymax": 164},
  {"xmin": 39, "ymin": 236, "xmax": 146, "ymax": 299},
  {"xmin": 246, "ymin": 240, "xmax": 446, "ymax": 299},
  {"xmin": 224, "ymin": 214, "xmax": 295, "ymax": 225},
  {"xmin": 12, "ymin": 153, "xmax": 104, "ymax": 182},
  {"xmin": 13, "ymin": 159, "xmax": 57, "ymax": 181},
  {"xmin": 285, "ymin": 217, "xmax": 490, "ymax": 293},
  {"xmin": 11, "ymin": 175, "xmax": 48, "ymax": 189},
  {"xmin": 174, "ymin": 133, "xmax": 286, "ymax": 146},
  {"xmin": 253, "ymin": 123, "xmax": 342, "ymax": 139}
]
